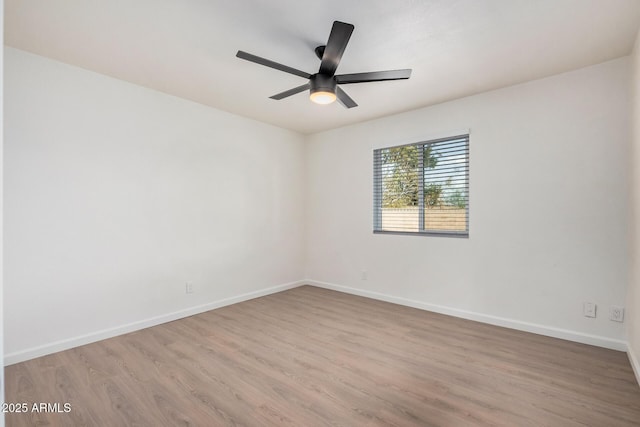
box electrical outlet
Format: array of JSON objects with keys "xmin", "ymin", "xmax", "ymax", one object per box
[
  {"xmin": 361, "ymin": 270, "xmax": 367, "ymax": 280},
  {"xmin": 185, "ymin": 282, "xmax": 194, "ymax": 294},
  {"xmin": 583, "ymin": 302, "xmax": 596, "ymax": 318},
  {"xmin": 610, "ymin": 306, "xmax": 624, "ymax": 322}
]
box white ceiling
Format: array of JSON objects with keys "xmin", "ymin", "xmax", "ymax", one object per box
[{"xmin": 5, "ymin": 0, "xmax": 640, "ymax": 134}]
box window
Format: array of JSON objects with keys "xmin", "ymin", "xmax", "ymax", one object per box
[{"xmin": 373, "ymin": 134, "xmax": 469, "ymax": 236}]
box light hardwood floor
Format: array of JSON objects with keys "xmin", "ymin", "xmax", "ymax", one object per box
[{"xmin": 5, "ymin": 285, "xmax": 640, "ymax": 426}]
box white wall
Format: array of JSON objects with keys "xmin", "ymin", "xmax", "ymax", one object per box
[
  {"xmin": 3, "ymin": 48, "xmax": 306, "ymax": 363},
  {"xmin": 3, "ymin": 44, "xmax": 635, "ymax": 368},
  {"xmin": 306, "ymin": 57, "xmax": 631, "ymax": 349},
  {"xmin": 1, "ymin": 2, "xmax": 5, "ymax": 425},
  {"xmin": 628, "ymin": 29, "xmax": 640, "ymax": 376}
]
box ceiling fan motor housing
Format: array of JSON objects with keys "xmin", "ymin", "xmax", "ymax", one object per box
[{"xmin": 309, "ymin": 74, "xmax": 337, "ymax": 95}]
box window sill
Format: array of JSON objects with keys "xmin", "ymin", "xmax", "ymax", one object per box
[{"xmin": 373, "ymin": 230, "xmax": 469, "ymax": 238}]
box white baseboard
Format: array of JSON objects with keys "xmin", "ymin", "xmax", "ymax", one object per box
[
  {"xmin": 628, "ymin": 345, "xmax": 640, "ymax": 386},
  {"xmin": 6, "ymin": 278, "xmax": 631, "ymax": 366},
  {"xmin": 306, "ymin": 280, "xmax": 628, "ymax": 352},
  {"xmin": 4, "ymin": 280, "xmax": 305, "ymax": 366}
]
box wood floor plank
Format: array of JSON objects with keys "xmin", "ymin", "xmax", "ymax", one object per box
[{"xmin": 5, "ymin": 285, "xmax": 640, "ymax": 426}]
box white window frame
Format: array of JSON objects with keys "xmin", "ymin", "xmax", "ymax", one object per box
[{"xmin": 373, "ymin": 134, "xmax": 469, "ymax": 237}]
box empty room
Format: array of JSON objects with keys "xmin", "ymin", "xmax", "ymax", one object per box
[{"xmin": 3, "ymin": 0, "xmax": 640, "ymax": 425}]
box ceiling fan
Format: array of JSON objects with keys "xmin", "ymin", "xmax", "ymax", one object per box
[{"xmin": 236, "ymin": 21, "xmax": 412, "ymax": 108}]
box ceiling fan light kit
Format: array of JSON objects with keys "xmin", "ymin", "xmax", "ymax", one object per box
[
  {"xmin": 236, "ymin": 21, "xmax": 412, "ymax": 108},
  {"xmin": 309, "ymin": 74, "xmax": 337, "ymax": 104},
  {"xmin": 310, "ymin": 91, "xmax": 337, "ymax": 105}
]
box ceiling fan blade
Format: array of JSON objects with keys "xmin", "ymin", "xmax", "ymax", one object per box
[
  {"xmin": 270, "ymin": 83, "xmax": 311, "ymax": 100},
  {"xmin": 336, "ymin": 87, "xmax": 357, "ymax": 109},
  {"xmin": 236, "ymin": 51, "xmax": 311, "ymax": 79},
  {"xmin": 336, "ymin": 69, "xmax": 412, "ymax": 84},
  {"xmin": 319, "ymin": 21, "xmax": 354, "ymax": 76}
]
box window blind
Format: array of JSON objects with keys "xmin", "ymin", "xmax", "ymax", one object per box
[{"xmin": 373, "ymin": 135, "xmax": 469, "ymax": 236}]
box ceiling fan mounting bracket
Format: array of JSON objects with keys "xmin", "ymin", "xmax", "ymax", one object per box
[{"xmin": 314, "ymin": 45, "xmax": 326, "ymax": 60}]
